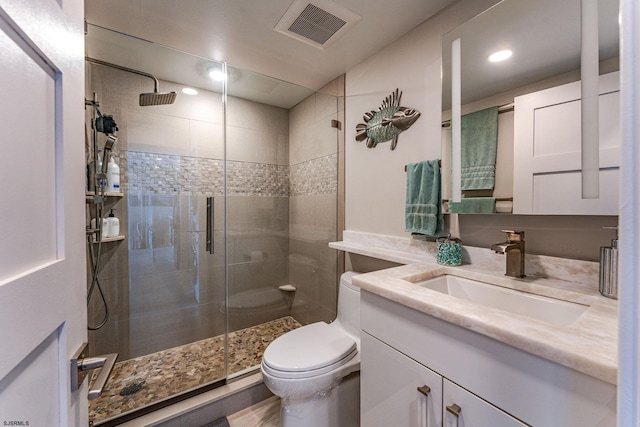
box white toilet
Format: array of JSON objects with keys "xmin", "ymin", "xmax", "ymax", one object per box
[{"xmin": 261, "ymin": 271, "xmax": 361, "ymax": 427}]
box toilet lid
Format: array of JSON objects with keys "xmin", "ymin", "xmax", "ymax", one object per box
[{"xmin": 262, "ymin": 322, "xmax": 357, "ymax": 376}]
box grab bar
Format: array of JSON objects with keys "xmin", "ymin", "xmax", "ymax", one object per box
[{"xmin": 206, "ymin": 196, "xmax": 215, "ymax": 254}]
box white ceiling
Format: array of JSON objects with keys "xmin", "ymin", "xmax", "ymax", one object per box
[
  {"xmin": 441, "ymin": 0, "xmax": 620, "ymax": 109},
  {"xmin": 84, "ymin": 0, "xmax": 459, "ymax": 92},
  {"xmin": 85, "ymin": 24, "xmax": 317, "ymax": 109}
]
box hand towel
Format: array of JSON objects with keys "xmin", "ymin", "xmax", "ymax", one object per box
[
  {"xmin": 461, "ymin": 106, "xmax": 499, "ymax": 190},
  {"xmin": 449, "ymin": 197, "xmax": 496, "ymax": 214},
  {"xmin": 495, "ymin": 200, "xmax": 513, "ymax": 213},
  {"xmin": 405, "ymin": 160, "xmax": 443, "ymax": 236}
]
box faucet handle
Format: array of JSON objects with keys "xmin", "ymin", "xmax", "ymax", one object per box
[{"xmin": 501, "ymin": 230, "xmax": 524, "ymax": 242}]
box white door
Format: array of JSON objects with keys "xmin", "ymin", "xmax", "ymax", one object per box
[{"xmin": 0, "ymin": 1, "xmax": 87, "ymax": 426}]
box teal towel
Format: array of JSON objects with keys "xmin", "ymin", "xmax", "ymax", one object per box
[
  {"xmin": 405, "ymin": 160, "xmax": 443, "ymax": 236},
  {"xmin": 449, "ymin": 197, "xmax": 496, "ymax": 214},
  {"xmin": 461, "ymin": 106, "xmax": 498, "ymax": 190}
]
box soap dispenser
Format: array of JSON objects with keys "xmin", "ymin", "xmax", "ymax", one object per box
[
  {"xmin": 106, "ymin": 209, "xmax": 120, "ymax": 238},
  {"xmin": 599, "ymin": 226, "xmax": 618, "ymax": 299}
]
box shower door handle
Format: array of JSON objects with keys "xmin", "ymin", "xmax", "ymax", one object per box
[{"xmin": 206, "ymin": 196, "xmax": 214, "ymax": 254}]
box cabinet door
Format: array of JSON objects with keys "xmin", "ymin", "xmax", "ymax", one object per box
[
  {"xmin": 513, "ymin": 71, "xmax": 620, "ymax": 215},
  {"xmin": 361, "ymin": 332, "xmax": 443, "ymax": 427},
  {"xmin": 443, "ymin": 379, "xmax": 528, "ymax": 427}
]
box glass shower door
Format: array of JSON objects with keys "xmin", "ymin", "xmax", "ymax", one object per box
[
  {"xmin": 85, "ymin": 25, "xmax": 228, "ymax": 424},
  {"xmin": 84, "ymin": 22, "xmax": 338, "ymax": 425},
  {"xmin": 224, "ymin": 72, "xmax": 342, "ymax": 379}
]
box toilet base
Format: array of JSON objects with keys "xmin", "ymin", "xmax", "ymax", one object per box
[{"xmin": 280, "ymin": 371, "xmax": 360, "ymax": 427}]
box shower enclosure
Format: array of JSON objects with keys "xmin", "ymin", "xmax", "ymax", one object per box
[{"xmin": 84, "ymin": 24, "xmax": 343, "ymax": 425}]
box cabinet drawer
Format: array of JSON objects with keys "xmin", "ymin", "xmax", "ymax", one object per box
[
  {"xmin": 361, "ymin": 332, "xmax": 443, "ymax": 427},
  {"xmin": 443, "ymin": 379, "xmax": 528, "ymax": 427}
]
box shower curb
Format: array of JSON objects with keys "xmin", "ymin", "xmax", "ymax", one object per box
[{"xmin": 115, "ymin": 372, "xmax": 272, "ymax": 427}]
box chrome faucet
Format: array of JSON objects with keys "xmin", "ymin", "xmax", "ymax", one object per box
[{"xmin": 491, "ymin": 230, "xmax": 525, "ymax": 278}]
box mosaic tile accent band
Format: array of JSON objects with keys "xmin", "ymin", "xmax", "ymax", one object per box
[
  {"xmin": 290, "ymin": 154, "xmax": 338, "ymax": 196},
  {"xmin": 121, "ymin": 151, "xmax": 336, "ymax": 197},
  {"xmin": 226, "ymin": 161, "xmax": 289, "ymax": 196},
  {"xmin": 125, "ymin": 151, "xmax": 289, "ymax": 197}
]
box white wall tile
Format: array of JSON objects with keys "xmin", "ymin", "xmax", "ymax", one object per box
[
  {"xmin": 190, "ymin": 120, "xmax": 224, "ymax": 159},
  {"xmin": 126, "ymin": 109, "xmax": 191, "ymax": 155},
  {"xmin": 316, "ymin": 91, "xmax": 338, "ymax": 121}
]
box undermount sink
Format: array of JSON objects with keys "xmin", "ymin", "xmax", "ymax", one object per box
[{"xmin": 414, "ymin": 275, "xmax": 588, "ymax": 326}]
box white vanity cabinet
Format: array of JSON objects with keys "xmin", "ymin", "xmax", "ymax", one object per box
[
  {"xmin": 442, "ymin": 379, "xmax": 526, "ymax": 427},
  {"xmin": 360, "ymin": 290, "xmax": 617, "ymax": 427},
  {"xmin": 362, "ymin": 332, "xmax": 527, "ymax": 426},
  {"xmin": 362, "ymin": 332, "xmax": 443, "ymax": 427}
]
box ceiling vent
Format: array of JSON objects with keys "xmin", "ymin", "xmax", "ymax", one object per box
[{"xmin": 275, "ymin": 0, "xmax": 361, "ymax": 49}]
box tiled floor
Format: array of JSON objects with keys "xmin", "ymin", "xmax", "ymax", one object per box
[
  {"xmin": 89, "ymin": 316, "xmax": 300, "ymax": 425},
  {"xmin": 227, "ymin": 396, "xmax": 280, "ymax": 427}
]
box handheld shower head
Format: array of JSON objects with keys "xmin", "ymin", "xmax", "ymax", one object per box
[
  {"xmin": 104, "ymin": 134, "xmax": 118, "ymax": 151},
  {"xmin": 101, "ymin": 134, "xmax": 118, "ymax": 175}
]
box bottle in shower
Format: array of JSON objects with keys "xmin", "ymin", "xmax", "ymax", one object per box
[
  {"xmin": 107, "ymin": 157, "xmax": 120, "ymax": 193},
  {"xmin": 106, "ymin": 209, "xmax": 120, "ymax": 238}
]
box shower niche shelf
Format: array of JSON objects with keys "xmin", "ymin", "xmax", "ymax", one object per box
[
  {"xmin": 85, "ymin": 191, "xmax": 124, "ymax": 202},
  {"xmin": 92, "ymin": 235, "xmax": 125, "ymax": 243}
]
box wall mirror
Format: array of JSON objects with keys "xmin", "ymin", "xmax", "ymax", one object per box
[{"xmin": 441, "ymin": 0, "xmax": 620, "ymax": 215}]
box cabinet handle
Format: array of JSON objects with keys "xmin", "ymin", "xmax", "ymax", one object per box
[
  {"xmin": 417, "ymin": 385, "xmax": 431, "ymax": 425},
  {"xmin": 417, "ymin": 385, "xmax": 431, "ymax": 397},
  {"xmin": 446, "ymin": 403, "xmax": 462, "ymax": 427}
]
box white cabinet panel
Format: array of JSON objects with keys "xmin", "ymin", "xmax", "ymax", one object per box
[
  {"xmin": 513, "ymin": 71, "xmax": 620, "ymax": 214},
  {"xmin": 533, "ymin": 92, "xmax": 620, "ymax": 158},
  {"xmin": 532, "ymin": 168, "xmax": 619, "ymax": 214},
  {"xmin": 443, "ymin": 379, "xmax": 527, "ymax": 427},
  {"xmin": 361, "ymin": 332, "xmax": 443, "ymax": 427}
]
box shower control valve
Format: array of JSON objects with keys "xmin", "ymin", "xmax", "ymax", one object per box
[{"xmin": 95, "ymin": 114, "xmax": 118, "ymax": 135}]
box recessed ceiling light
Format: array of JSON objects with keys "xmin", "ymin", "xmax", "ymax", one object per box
[
  {"xmin": 208, "ymin": 68, "xmax": 227, "ymax": 82},
  {"xmin": 489, "ymin": 49, "xmax": 512, "ymax": 62},
  {"xmin": 182, "ymin": 87, "xmax": 198, "ymax": 95}
]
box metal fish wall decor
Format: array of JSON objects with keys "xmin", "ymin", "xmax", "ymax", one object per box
[{"xmin": 355, "ymin": 89, "xmax": 421, "ymax": 150}]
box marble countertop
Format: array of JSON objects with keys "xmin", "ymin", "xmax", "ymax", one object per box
[{"xmin": 352, "ymin": 263, "xmax": 618, "ymax": 385}]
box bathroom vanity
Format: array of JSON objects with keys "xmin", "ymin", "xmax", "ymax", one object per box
[{"xmin": 354, "ymin": 264, "xmax": 617, "ymax": 426}]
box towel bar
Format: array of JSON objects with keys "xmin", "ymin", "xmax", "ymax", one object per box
[
  {"xmin": 441, "ymin": 102, "xmax": 514, "ymax": 127},
  {"xmin": 405, "ymin": 160, "xmax": 441, "ymax": 172},
  {"xmin": 442, "ymin": 197, "xmax": 513, "ymax": 202}
]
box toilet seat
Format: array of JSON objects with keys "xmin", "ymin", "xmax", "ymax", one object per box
[{"xmin": 262, "ymin": 322, "xmax": 358, "ymax": 380}]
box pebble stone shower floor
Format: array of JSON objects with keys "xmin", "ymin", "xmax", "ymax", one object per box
[{"xmin": 89, "ymin": 316, "xmax": 301, "ymax": 425}]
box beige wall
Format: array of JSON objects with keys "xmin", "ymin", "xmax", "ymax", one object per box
[
  {"xmin": 345, "ymin": 0, "xmax": 499, "ymax": 237},
  {"xmin": 345, "ymin": 0, "xmax": 617, "ymax": 261},
  {"xmin": 288, "ymin": 77, "xmax": 343, "ymax": 325}
]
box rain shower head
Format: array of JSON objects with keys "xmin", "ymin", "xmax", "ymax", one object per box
[
  {"xmin": 85, "ymin": 57, "xmax": 178, "ymax": 107},
  {"xmin": 139, "ymin": 91, "xmax": 177, "ymax": 106}
]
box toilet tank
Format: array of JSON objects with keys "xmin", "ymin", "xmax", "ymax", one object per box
[{"xmin": 334, "ymin": 271, "xmax": 361, "ymax": 342}]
